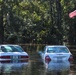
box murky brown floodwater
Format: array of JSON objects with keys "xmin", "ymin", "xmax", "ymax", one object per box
[{"xmin": 0, "ymin": 51, "xmax": 76, "ymax": 75}]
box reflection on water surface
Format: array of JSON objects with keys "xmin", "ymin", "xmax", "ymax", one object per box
[
  {"xmin": 43, "ymin": 61, "xmax": 70, "ymax": 75},
  {"xmin": 0, "ymin": 62, "xmax": 29, "ymax": 75}
]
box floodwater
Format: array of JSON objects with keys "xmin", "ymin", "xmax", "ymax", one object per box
[{"xmin": 0, "ymin": 51, "xmax": 76, "ymax": 75}]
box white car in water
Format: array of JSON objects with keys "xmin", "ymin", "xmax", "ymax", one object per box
[
  {"xmin": 0, "ymin": 44, "xmax": 29, "ymax": 63},
  {"xmin": 39, "ymin": 45, "xmax": 73, "ymax": 63}
]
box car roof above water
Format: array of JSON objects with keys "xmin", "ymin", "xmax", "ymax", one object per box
[
  {"xmin": 45, "ymin": 45, "xmax": 67, "ymax": 48},
  {"xmin": 0, "ymin": 44, "xmax": 19, "ymax": 47}
]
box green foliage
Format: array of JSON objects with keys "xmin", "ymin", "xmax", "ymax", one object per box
[
  {"xmin": 61, "ymin": 0, "xmax": 76, "ymax": 45},
  {"xmin": 0, "ymin": 0, "xmax": 76, "ymax": 44}
]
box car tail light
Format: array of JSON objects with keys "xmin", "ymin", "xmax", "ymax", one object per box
[
  {"xmin": 45, "ymin": 55, "xmax": 51, "ymax": 63},
  {"xmin": 68, "ymin": 55, "xmax": 73, "ymax": 61},
  {"xmin": 0, "ymin": 56, "xmax": 10, "ymax": 59},
  {"xmin": 21, "ymin": 55, "xmax": 29, "ymax": 58}
]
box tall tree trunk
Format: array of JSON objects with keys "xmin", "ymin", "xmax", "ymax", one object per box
[
  {"xmin": 49, "ymin": 0, "xmax": 62, "ymax": 44},
  {"xmin": 0, "ymin": 2, "xmax": 4, "ymax": 44},
  {"xmin": 56, "ymin": 0, "xmax": 62, "ymax": 44}
]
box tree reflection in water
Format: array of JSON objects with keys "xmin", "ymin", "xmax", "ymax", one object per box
[
  {"xmin": 43, "ymin": 60, "xmax": 70, "ymax": 75},
  {"xmin": 0, "ymin": 62, "xmax": 29, "ymax": 75}
]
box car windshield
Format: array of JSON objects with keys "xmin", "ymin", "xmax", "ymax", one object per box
[
  {"xmin": 1, "ymin": 45, "xmax": 24, "ymax": 52},
  {"xmin": 47, "ymin": 47, "xmax": 69, "ymax": 53}
]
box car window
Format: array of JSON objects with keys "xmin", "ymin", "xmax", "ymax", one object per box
[
  {"xmin": 47, "ymin": 47, "xmax": 55, "ymax": 53},
  {"xmin": 59, "ymin": 47, "xmax": 69, "ymax": 53},
  {"xmin": 0, "ymin": 49, "xmax": 2, "ymax": 52},
  {"xmin": 1, "ymin": 46, "xmax": 24, "ymax": 52},
  {"xmin": 47, "ymin": 47, "xmax": 69, "ymax": 53},
  {"xmin": 13, "ymin": 46, "xmax": 24, "ymax": 52},
  {"xmin": 1, "ymin": 46, "xmax": 7, "ymax": 52}
]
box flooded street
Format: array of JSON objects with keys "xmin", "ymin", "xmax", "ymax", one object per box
[{"xmin": 0, "ymin": 50, "xmax": 76, "ymax": 75}]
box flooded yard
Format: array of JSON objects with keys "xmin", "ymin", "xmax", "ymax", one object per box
[{"xmin": 0, "ymin": 47, "xmax": 76, "ymax": 75}]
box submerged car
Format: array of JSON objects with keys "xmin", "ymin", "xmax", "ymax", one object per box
[
  {"xmin": 39, "ymin": 45, "xmax": 73, "ymax": 63},
  {"xmin": 0, "ymin": 44, "xmax": 29, "ymax": 63}
]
